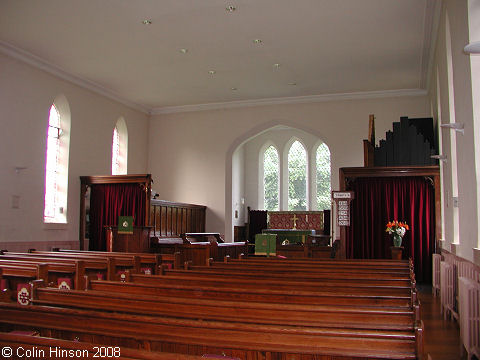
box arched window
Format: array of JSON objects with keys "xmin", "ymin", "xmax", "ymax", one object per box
[
  {"xmin": 288, "ymin": 140, "xmax": 307, "ymax": 211},
  {"xmin": 44, "ymin": 96, "xmax": 71, "ymax": 223},
  {"xmin": 316, "ymin": 143, "xmax": 331, "ymax": 210},
  {"xmin": 263, "ymin": 145, "xmax": 279, "ymax": 211},
  {"xmin": 112, "ymin": 117, "xmax": 128, "ymax": 175}
]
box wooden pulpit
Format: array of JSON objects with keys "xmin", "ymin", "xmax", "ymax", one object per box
[{"xmin": 105, "ymin": 226, "xmax": 152, "ymax": 253}]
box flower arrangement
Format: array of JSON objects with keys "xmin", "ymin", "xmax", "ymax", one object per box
[{"xmin": 386, "ymin": 220, "xmax": 409, "ymax": 247}]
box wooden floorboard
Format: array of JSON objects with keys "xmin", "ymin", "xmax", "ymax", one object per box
[{"xmin": 419, "ymin": 285, "xmax": 465, "ymax": 360}]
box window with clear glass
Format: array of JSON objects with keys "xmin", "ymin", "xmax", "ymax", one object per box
[
  {"xmin": 316, "ymin": 143, "xmax": 331, "ymax": 210},
  {"xmin": 288, "ymin": 140, "xmax": 307, "ymax": 211},
  {"xmin": 44, "ymin": 96, "xmax": 70, "ymax": 224},
  {"xmin": 112, "ymin": 118, "xmax": 128, "ymax": 175},
  {"xmin": 112, "ymin": 126, "xmax": 120, "ymax": 175},
  {"xmin": 263, "ymin": 145, "xmax": 279, "ymax": 211},
  {"xmin": 44, "ymin": 104, "xmax": 61, "ymax": 222}
]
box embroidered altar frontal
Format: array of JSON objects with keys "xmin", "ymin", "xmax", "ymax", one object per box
[{"xmin": 267, "ymin": 211, "xmax": 324, "ymax": 232}]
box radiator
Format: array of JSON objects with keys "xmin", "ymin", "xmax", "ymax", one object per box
[
  {"xmin": 458, "ymin": 277, "xmax": 480, "ymax": 360},
  {"xmin": 432, "ymin": 253, "xmax": 441, "ymax": 296},
  {"xmin": 440, "ymin": 261, "xmax": 458, "ymax": 320},
  {"xmin": 458, "ymin": 261, "xmax": 480, "ymax": 283}
]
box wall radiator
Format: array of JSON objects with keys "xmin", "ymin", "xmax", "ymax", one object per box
[
  {"xmin": 440, "ymin": 261, "xmax": 458, "ymax": 320},
  {"xmin": 432, "ymin": 253, "xmax": 442, "ymax": 296},
  {"xmin": 458, "ymin": 277, "xmax": 480, "ymax": 360}
]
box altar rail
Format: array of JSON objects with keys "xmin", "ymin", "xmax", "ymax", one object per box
[{"xmin": 150, "ymin": 200, "xmax": 206, "ymax": 238}]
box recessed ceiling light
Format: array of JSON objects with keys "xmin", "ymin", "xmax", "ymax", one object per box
[
  {"xmin": 141, "ymin": 19, "xmax": 152, "ymax": 25},
  {"xmin": 288, "ymin": 82, "xmax": 297, "ymax": 86},
  {"xmin": 208, "ymin": 70, "xmax": 216, "ymax": 75},
  {"xmin": 253, "ymin": 39, "xmax": 263, "ymax": 44},
  {"xmin": 179, "ymin": 48, "xmax": 188, "ymax": 54},
  {"xmin": 273, "ymin": 63, "xmax": 281, "ymax": 69},
  {"xmin": 231, "ymin": 87, "xmax": 238, "ymax": 91},
  {"xmin": 226, "ymin": 5, "xmax": 236, "ymax": 12}
]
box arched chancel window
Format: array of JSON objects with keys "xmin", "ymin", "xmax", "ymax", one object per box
[
  {"xmin": 288, "ymin": 140, "xmax": 307, "ymax": 211},
  {"xmin": 316, "ymin": 143, "xmax": 331, "ymax": 210},
  {"xmin": 112, "ymin": 118, "xmax": 128, "ymax": 175},
  {"xmin": 44, "ymin": 96, "xmax": 70, "ymax": 223},
  {"xmin": 263, "ymin": 145, "xmax": 279, "ymax": 211}
]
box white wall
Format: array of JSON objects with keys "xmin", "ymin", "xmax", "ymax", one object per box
[
  {"xmin": 0, "ymin": 52, "xmax": 149, "ymax": 250},
  {"xmin": 427, "ymin": 0, "xmax": 479, "ymax": 264},
  {"xmin": 232, "ymin": 146, "xmax": 245, "ymax": 227},
  {"xmin": 149, "ymin": 96, "xmax": 429, "ymax": 242}
]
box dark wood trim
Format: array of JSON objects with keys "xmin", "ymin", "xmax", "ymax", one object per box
[
  {"xmin": 338, "ymin": 166, "xmax": 441, "ymax": 258},
  {"xmin": 79, "ymin": 174, "xmax": 152, "ymax": 251}
]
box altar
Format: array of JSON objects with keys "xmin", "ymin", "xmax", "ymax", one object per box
[{"xmin": 261, "ymin": 229, "xmax": 314, "ymax": 245}]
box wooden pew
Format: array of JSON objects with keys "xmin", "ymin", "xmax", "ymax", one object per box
[
  {"xmin": 31, "ymin": 285, "xmax": 418, "ymax": 330},
  {"xmin": 0, "ymin": 302, "xmax": 423, "ymax": 359},
  {"xmin": 3, "ymin": 251, "xmax": 137, "ymax": 276},
  {"xmin": 0, "ymin": 264, "xmax": 47, "ymax": 302},
  {"xmin": 89, "ymin": 278, "xmax": 413, "ymax": 308},
  {"xmin": 50, "ymin": 249, "xmax": 164, "ymax": 274},
  {"xmin": 232, "ymin": 255, "xmax": 413, "ymax": 267},
  {"xmin": 0, "ymin": 332, "xmax": 207, "ymax": 359},
  {"xmin": 0, "ymin": 259, "xmax": 83, "ymax": 291},
  {"xmin": 0, "ymin": 254, "xmax": 113, "ymax": 286}
]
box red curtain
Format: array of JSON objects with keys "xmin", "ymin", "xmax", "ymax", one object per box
[
  {"xmin": 89, "ymin": 183, "xmax": 146, "ymax": 251},
  {"xmin": 345, "ymin": 177, "xmax": 435, "ymax": 282}
]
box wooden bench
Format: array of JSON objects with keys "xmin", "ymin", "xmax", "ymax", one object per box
[
  {"xmin": 2, "ymin": 251, "xmax": 140, "ymax": 276},
  {"xmin": 38, "ymin": 249, "xmax": 163, "ymax": 274},
  {"xmin": 89, "ymin": 278, "xmax": 414, "ymax": 308},
  {"xmin": 0, "ymin": 255, "xmax": 114, "ymax": 286},
  {"xmin": 31, "ymin": 285, "xmax": 419, "ymax": 330},
  {"xmin": 0, "ymin": 302, "xmax": 423, "ymax": 359}
]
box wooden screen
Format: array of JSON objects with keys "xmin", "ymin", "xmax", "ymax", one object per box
[{"xmin": 150, "ymin": 200, "xmax": 206, "ymax": 238}]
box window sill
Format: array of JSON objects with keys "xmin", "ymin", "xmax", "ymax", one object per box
[{"xmin": 43, "ymin": 222, "xmax": 68, "ymax": 230}]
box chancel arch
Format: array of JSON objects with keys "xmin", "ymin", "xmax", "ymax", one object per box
[{"xmin": 227, "ymin": 123, "xmax": 332, "ymax": 242}]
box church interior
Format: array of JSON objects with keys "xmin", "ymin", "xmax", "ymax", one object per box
[{"xmin": 0, "ymin": 1, "xmax": 479, "ymax": 359}]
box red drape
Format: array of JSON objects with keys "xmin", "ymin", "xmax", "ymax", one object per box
[
  {"xmin": 89, "ymin": 183, "xmax": 146, "ymax": 251},
  {"xmin": 345, "ymin": 177, "xmax": 435, "ymax": 283}
]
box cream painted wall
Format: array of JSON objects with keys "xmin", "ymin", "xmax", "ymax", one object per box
[
  {"xmin": 427, "ymin": 0, "xmax": 479, "ymax": 263},
  {"xmin": 232, "ymin": 146, "xmax": 245, "ymax": 227},
  {"xmin": 149, "ymin": 96, "xmax": 429, "ymax": 242},
  {"xmin": 0, "ymin": 53, "xmax": 149, "ymax": 250}
]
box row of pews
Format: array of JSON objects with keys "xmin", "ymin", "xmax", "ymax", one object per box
[{"xmin": 0, "ymin": 249, "xmax": 424, "ymax": 359}]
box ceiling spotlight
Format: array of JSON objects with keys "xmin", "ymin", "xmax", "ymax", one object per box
[
  {"xmin": 226, "ymin": 5, "xmax": 236, "ymax": 12},
  {"xmin": 179, "ymin": 48, "xmax": 188, "ymax": 54},
  {"xmin": 273, "ymin": 63, "xmax": 281, "ymax": 69},
  {"xmin": 253, "ymin": 39, "xmax": 263, "ymax": 45},
  {"xmin": 208, "ymin": 70, "xmax": 216, "ymax": 75},
  {"xmin": 288, "ymin": 82, "xmax": 297, "ymax": 86},
  {"xmin": 141, "ymin": 19, "xmax": 152, "ymax": 25},
  {"xmin": 231, "ymin": 87, "xmax": 238, "ymax": 91}
]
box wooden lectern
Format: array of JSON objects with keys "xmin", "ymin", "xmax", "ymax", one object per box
[{"xmin": 105, "ymin": 226, "xmax": 152, "ymax": 253}]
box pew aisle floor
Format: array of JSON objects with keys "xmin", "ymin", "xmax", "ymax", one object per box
[{"xmin": 418, "ymin": 285, "xmax": 463, "ymax": 360}]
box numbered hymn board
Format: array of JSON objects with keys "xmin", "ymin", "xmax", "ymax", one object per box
[{"xmin": 332, "ymin": 191, "xmax": 354, "ymax": 227}]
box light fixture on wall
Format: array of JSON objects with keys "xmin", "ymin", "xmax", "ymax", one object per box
[
  {"xmin": 464, "ymin": 41, "xmax": 480, "ymax": 54},
  {"xmin": 430, "ymin": 154, "xmax": 447, "ymax": 161},
  {"xmin": 440, "ymin": 123, "xmax": 464, "ymax": 135}
]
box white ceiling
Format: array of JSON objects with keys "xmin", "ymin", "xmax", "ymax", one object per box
[{"xmin": 0, "ymin": 0, "xmax": 438, "ymax": 113}]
